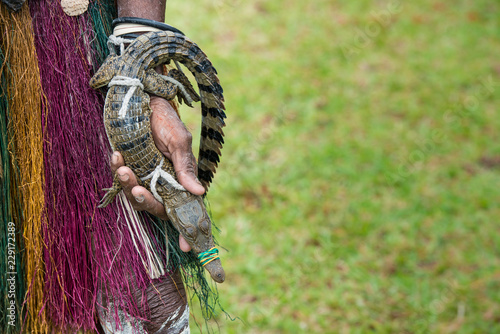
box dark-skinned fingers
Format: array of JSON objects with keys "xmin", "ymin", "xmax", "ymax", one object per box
[
  {"xmin": 149, "ymin": 96, "xmax": 202, "ymax": 193},
  {"xmin": 167, "ymin": 128, "xmax": 192, "ymax": 153},
  {"xmin": 150, "ymin": 97, "xmax": 185, "ymax": 155},
  {"xmin": 115, "ymin": 166, "xmax": 168, "ymax": 219},
  {"xmin": 116, "ymin": 166, "xmax": 139, "ymax": 195},
  {"xmin": 110, "ymin": 151, "xmax": 125, "ymax": 173},
  {"xmin": 172, "ymin": 150, "xmax": 205, "ymax": 196},
  {"xmin": 130, "ymin": 186, "xmax": 169, "ymax": 220}
]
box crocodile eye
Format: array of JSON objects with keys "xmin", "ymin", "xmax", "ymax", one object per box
[
  {"xmin": 199, "ymin": 220, "xmax": 210, "ymax": 235},
  {"xmin": 185, "ymin": 225, "xmax": 198, "ymax": 239}
]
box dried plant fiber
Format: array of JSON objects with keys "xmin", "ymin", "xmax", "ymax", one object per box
[
  {"xmin": 0, "ymin": 47, "xmax": 26, "ymax": 334},
  {"xmin": 0, "ymin": 4, "xmax": 46, "ymax": 333},
  {"xmin": 29, "ymin": 0, "xmax": 172, "ymax": 331}
]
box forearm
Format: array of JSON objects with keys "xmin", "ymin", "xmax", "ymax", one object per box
[{"xmin": 116, "ymin": 0, "xmax": 166, "ymax": 21}]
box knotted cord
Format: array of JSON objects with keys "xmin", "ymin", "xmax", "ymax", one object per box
[
  {"xmin": 108, "ymin": 76, "xmax": 144, "ymax": 118},
  {"xmin": 140, "ymin": 157, "xmax": 186, "ymax": 203}
]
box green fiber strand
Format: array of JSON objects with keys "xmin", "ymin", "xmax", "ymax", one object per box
[{"xmin": 0, "ymin": 47, "xmax": 25, "ymax": 334}]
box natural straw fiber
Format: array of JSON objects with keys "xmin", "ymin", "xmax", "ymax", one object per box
[{"xmin": 0, "ymin": 5, "xmax": 47, "ymax": 334}]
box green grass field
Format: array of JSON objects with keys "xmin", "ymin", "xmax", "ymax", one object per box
[{"xmin": 167, "ymin": 1, "xmax": 500, "ymax": 333}]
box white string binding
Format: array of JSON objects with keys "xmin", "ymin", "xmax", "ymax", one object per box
[
  {"xmin": 117, "ymin": 192, "xmax": 166, "ymax": 279},
  {"xmin": 140, "ymin": 158, "xmax": 186, "ymax": 204},
  {"xmin": 107, "ymin": 35, "xmax": 193, "ymax": 110},
  {"xmin": 107, "ymin": 34, "xmax": 134, "ymax": 55},
  {"xmin": 108, "ymin": 76, "xmax": 144, "ymax": 118}
]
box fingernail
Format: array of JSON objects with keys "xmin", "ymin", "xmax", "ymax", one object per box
[
  {"xmin": 135, "ymin": 195, "xmax": 144, "ymax": 203},
  {"xmin": 118, "ymin": 173, "xmax": 129, "ymax": 181},
  {"xmin": 112, "ymin": 152, "xmax": 119, "ymax": 164}
]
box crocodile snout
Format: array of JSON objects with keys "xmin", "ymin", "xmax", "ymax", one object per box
[{"xmin": 204, "ymin": 259, "xmax": 225, "ymax": 283}]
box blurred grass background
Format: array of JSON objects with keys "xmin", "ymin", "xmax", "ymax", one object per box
[{"xmin": 166, "ymin": 0, "xmax": 499, "ymax": 333}]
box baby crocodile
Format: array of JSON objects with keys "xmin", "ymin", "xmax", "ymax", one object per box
[{"xmin": 90, "ymin": 31, "xmax": 226, "ymax": 283}]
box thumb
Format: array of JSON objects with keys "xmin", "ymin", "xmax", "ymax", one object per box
[{"xmin": 171, "ymin": 150, "xmax": 205, "ymax": 196}]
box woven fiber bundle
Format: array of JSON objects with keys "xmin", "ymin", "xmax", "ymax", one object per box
[{"xmin": 60, "ymin": 0, "xmax": 89, "ymax": 16}]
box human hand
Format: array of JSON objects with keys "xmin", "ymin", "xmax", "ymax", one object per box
[{"xmin": 111, "ymin": 95, "xmax": 205, "ymax": 252}]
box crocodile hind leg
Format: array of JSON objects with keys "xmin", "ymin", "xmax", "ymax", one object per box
[
  {"xmin": 143, "ymin": 68, "xmax": 200, "ymax": 107},
  {"xmin": 98, "ymin": 174, "xmax": 122, "ymax": 208},
  {"xmin": 168, "ymin": 68, "xmax": 201, "ymax": 105}
]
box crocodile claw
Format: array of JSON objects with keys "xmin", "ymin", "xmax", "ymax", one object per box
[
  {"xmin": 98, "ymin": 178, "xmax": 122, "ymax": 208},
  {"xmin": 169, "ymin": 69, "xmax": 200, "ymax": 106}
]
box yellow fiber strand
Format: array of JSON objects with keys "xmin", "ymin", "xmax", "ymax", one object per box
[{"xmin": 0, "ymin": 5, "xmax": 48, "ymax": 334}]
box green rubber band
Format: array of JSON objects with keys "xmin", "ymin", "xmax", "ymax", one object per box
[{"xmin": 198, "ymin": 247, "xmax": 219, "ymax": 266}]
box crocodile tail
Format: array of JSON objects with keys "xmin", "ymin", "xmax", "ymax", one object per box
[
  {"xmin": 180, "ymin": 57, "xmax": 225, "ymax": 192},
  {"xmin": 127, "ymin": 31, "xmax": 226, "ymax": 192},
  {"xmin": 172, "ymin": 39, "xmax": 226, "ymax": 193}
]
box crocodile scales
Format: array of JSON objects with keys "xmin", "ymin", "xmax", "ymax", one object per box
[{"xmin": 90, "ymin": 31, "xmax": 226, "ymax": 283}]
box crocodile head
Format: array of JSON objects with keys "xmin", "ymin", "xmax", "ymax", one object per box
[
  {"xmin": 89, "ymin": 55, "xmax": 120, "ymax": 89},
  {"xmin": 173, "ymin": 198, "xmax": 225, "ymax": 283}
]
